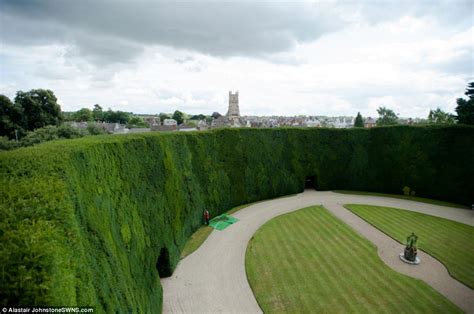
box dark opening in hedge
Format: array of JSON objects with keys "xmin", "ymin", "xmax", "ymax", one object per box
[
  {"xmin": 156, "ymin": 247, "xmax": 172, "ymax": 278},
  {"xmin": 305, "ymin": 176, "xmax": 318, "ymax": 190}
]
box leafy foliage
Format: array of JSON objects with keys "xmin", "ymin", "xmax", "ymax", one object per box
[
  {"xmin": 464, "ymin": 82, "xmax": 474, "ymax": 99},
  {"xmin": 172, "ymin": 110, "xmax": 185, "ymax": 125},
  {"xmin": 86, "ymin": 123, "xmax": 108, "ymax": 135},
  {"xmin": 14, "ymin": 89, "xmax": 63, "ymax": 131},
  {"xmin": 159, "ymin": 113, "xmax": 171, "ymax": 122},
  {"xmin": 103, "ymin": 109, "xmax": 130, "ymax": 124},
  {"xmin": 0, "ymin": 125, "xmax": 106, "ymax": 151},
  {"xmin": 354, "ymin": 112, "xmax": 364, "ymax": 127},
  {"xmin": 127, "ymin": 116, "xmax": 149, "ymax": 128},
  {"xmin": 0, "ymin": 136, "xmax": 21, "ymax": 150},
  {"xmin": 455, "ymin": 98, "xmax": 474, "ymax": 125},
  {"xmin": 0, "ymin": 95, "xmax": 23, "ymax": 139},
  {"xmin": 0, "ymin": 90, "xmax": 63, "ymax": 139},
  {"xmin": 20, "ymin": 125, "xmax": 85, "ymax": 147},
  {"xmin": 0, "ymin": 126, "xmax": 473, "ymax": 310},
  {"xmin": 73, "ymin": 108, "xmax": 93, "ymax": 122},
  {"xmin": 454, "ymin": 82, "xmax": 474, "ymax": 125},
  {"xmin": 92, "ymin": 104, "xmax": 104, "ymax": 121},
  {"xmin": 376, "ymin": 107, "xmax": 398, "ymax": 126},
  {"xmin": 190, "ymin": 114, "xmax": 206, "ymax": 120},
  {"xmin": 211, "ymin": 112, "xmax": 222, "ymax": 119},
  {"xmin": 428, "ymin": 108, "xmax": 455, "ymax": 124}
]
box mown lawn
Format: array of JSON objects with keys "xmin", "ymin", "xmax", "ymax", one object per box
[
  {"xmin": 346, "ymin": 204, "xmax": 474, "ymax": 289},
  {"xmin": 180, "ymin": 225, "xmax": 213, "ymax": 259},
  {"xmin": 246, "ymin": 206, "xmax": 460, "ymax": 313}
]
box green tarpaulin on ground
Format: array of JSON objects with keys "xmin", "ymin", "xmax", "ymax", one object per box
[{"xmin": 209, "ymin": 214, "xmax": 239, "ymax": 230}]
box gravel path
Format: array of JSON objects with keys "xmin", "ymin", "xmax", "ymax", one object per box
[{"xmin": 161, "ymin": 190, "xmax": 474, "ymax": 313}]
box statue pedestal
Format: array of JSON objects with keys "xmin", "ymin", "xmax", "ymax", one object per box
[{"xmin": 399, "ymin": 252, "xmax": 420, "ymax": 265}]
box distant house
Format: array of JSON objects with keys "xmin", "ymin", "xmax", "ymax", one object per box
[
  {"xmin": 163, "ymin": 119, "xmax": 177, "ymax": 126},
  {"xmin": 364, "ymin": 117, "xmax": 377, "ymax": 128},
  {"xmin": 212, "ymin": 116, "xmax": 242, "ymax": 128},
  {"xmin": 197, "ymin": 120, "xmax": 209, "ymax": 131},
  {"xmin": 306, "ymin": 119, "xmax": 322, "ymax": 128},
  {"xmin": 143, "ymin": 116, "xmax": 160, "ymax": 126},
  {"xmin": 150, "ymin": 118, "xmax": 178, "ymax": 132},
  {"xmin": 212, "ymin": 115, "xmax": 228, "ymax": 128}
]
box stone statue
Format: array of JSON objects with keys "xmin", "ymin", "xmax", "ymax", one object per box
[{"xmin": 404, "ymin": 232, "xmax": 418, "ymax": 262}]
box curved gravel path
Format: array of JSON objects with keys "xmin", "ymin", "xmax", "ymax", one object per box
[{"xmin": 161, "ymin": 190, "xmax": 474, "ymax": 313}]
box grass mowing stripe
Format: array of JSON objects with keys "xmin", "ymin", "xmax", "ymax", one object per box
[
  {"xmin": 317, "ymin": 218, "xmax": 361, "ymax": 313},
  {"xmin": 324, "ymin": 207, "xmax": 438, "ymax": 312},
  {"xmin": 318, "ymin": 209, "xmax": 429, "ymax": 312},
  {"xmin": 246, "ymin": 206, "xmax": 461, "ymax": 313},
  {"xmin": 319, "ymin": 212, "xmax": 408, "ymax": 311},
  {"xmin": 298, "ymin": 209, "xmax": 414, "ymax": 312},
  {"xmin": 345, "ymin": 204, "xmax": 474, "ymax": 289},
  {"xmin": 299, "ymin": 211, "xmax": 355, "ymax": 313},
  {"xmin": 279, "ymin": 210, "xmax": 335, "ymax": 312},
  {"xmin": 272, "ymin": 218, "xmax": 305, "ymax": 310},
  {"xmin": 293, "ymin": 210, "xmax": 326, "ymax": 312}
]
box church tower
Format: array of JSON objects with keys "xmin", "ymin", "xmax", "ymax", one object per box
[{"xmin": 226, "ymin": 91, "xmax": 240, "ymax": 118}]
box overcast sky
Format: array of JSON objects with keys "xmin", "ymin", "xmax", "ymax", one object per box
[{"xmin": 1, "ymin": 0, "xmax": 473, "ymax": 117}]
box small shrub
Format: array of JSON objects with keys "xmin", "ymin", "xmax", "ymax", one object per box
[
  {"xmin": 86, "ymin": 122, "xmax": 108, "ymax": 135},
  {"xmin": 0, "ymin": 136, "xmax": 20, "ymax": 151},
  {"xmin": 402, "ymin": 186, "xmax": 411, "ymax": 196}
]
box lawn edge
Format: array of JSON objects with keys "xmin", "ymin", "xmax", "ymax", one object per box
[
  {"xmin": 181, "ymin": 194, "xmax": 297, "ymax": 259},
  {"xmin": 334, "ymin": 190, "xmax": 468, "ymax": 209},
  {"xmin": 343, "ymin": 204, "xmax": 474, "ymax": 290}
]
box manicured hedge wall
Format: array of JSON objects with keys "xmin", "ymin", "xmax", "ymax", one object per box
[{"xmin": 0, "ymin": 126, "xmax": 472, "ymax": 311}]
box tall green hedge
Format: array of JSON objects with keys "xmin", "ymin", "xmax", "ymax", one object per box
[{"xmin": 0, "ymin": 126, "xmax": 472, "ymax": 311}]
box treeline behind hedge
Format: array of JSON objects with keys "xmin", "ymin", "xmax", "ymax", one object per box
[{"xmin": 0, "ymin": 126, "xmax": 472, "ymax": 312}]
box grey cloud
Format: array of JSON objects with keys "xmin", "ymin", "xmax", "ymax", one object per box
[
  {"xmin": 67, "ymin": 33, "xmax": 143, "ymax": 65},
  {"xmin": 1, "ymin": 0, "xmax": 471, "ymax": 66},
  {"xmin": 434, "ymin": 49, "xmax": 474, "ymax": 76},
  {"xmin": 0, "ymin": 0, "xmax": 343, "ymax": 64},
  {"xmin": 342, "ymin": 0, "xmax": 473, "ymax": 26}
]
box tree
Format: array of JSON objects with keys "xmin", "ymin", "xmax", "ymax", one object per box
[
  {"xmin": 73, "ymin": 108, "xmax": 93, "ymax": 121},
  {"xmin": 0, "ymin": 95, "xmax": 24, "ymax": 139},
  {"xmin": 190, "ymin": 114, "xmax": 206, "ymax": 120},
  {"xmin": 127, "ymin": 116, "xmax": 149, "ymax": 128},
  {"xmin": 86, "ymin": 123, "xmax": 107, "ymax": 135},
  {"xmin": 103, "ymin": 109, "xmax": 130, "ymax": 124},
  {"xmin": 19, "ymin": 125, "xmax": 84, "ymax": 147},
  {"xmin": 354, "ymin": 112, "xmax": 364, "ymax": 127},
  {"xmin": 455, "ymin": 82, "xmax": 474, "ymax": 125},
  {"xmin": 211, "ymin": 112, "xmax": 222, "ymax": 119},
  {"xmin": 172, "ymin": 110, "xmax": 185, "ymax": 125},
  {"xmin": 376, "ymin": 107, "xmax": 398, "ymax": 126},
  {"xmin": 92, "ymin": 104, "xmax": 104, "ymax": 121},
  {"xmin": 427, "ymin": 108, "xmax": 455, "ymax": 124},
  {"xmin": 464, "ymin": 82, "xmax": 474, "ymax": 99},
  {"xmin": 14, "ymin": 89, "xmax": 63, "ymax": 131},
  {"xmin": 159, "ymin": 113, "xmax": 171, "ymax": 122},
  {"xmin": 62, "ymin": 112, "xmax": 76, "ymax": 122}
]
